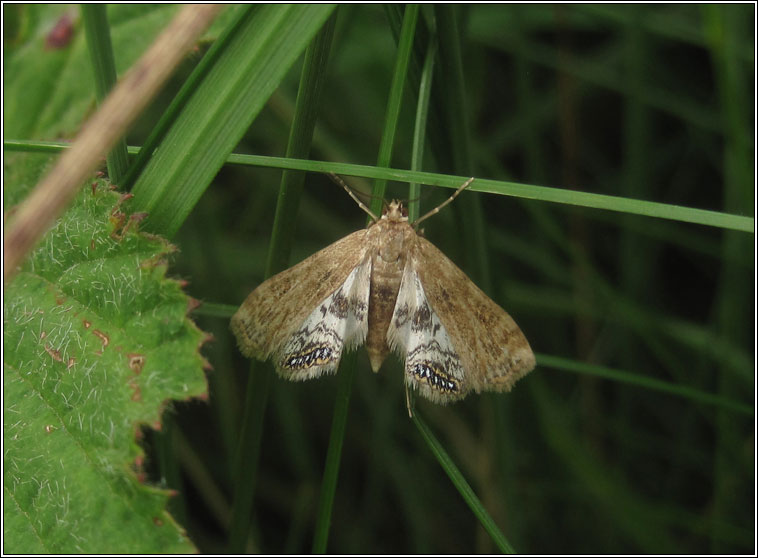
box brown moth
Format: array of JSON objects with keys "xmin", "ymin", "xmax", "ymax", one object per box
[{"xmin": 231, "ymin": 176, "xmax": 535, "ymax": 408}]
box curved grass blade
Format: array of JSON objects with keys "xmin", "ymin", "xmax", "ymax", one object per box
[{"xmin": 412, "ymin": 413, "xmax": 516, "ymax": 554}]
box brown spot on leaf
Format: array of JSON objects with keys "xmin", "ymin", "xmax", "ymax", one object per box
[
  {"xmin": 127, "ymin": 353, "xmax": 145, "ymax": 375},
  {"xmin": 45, "ymin": 424, "xmax": 55, "ymax": 434},
  {"xmin": 82, "ymin": 319, "xmax": 91, "ymax": 329},
  {"xmin": 67, "ymin": 357, "xmax": 76, "ymax": 369},
  {"xmin": 44, "ymin": 344, "xmax": 63, "ymax": 362},
  {"xmin": 92, "ymin": 329, "xmax": 109, "ymax": 354},
  {"xmin": 153, "ymin": 517, "xmax": 164, "ymax": 527}
]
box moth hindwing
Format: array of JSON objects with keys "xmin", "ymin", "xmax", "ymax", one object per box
[{"xmin": 231, "ymin": 177, "xmax": 535, "ymax": 406}]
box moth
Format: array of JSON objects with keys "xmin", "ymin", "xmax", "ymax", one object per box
[{"xmin": 231, "ymin": 175, "xmax": 535, "ymax": 409}]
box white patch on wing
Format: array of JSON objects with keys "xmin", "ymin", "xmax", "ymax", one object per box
[
  {"xmin": 387, "ymin": 262, "xmax": 467, "ymax": 403},
  {"xmin": 277, "ymin": 257, "xmax": 371, "ymax": 380}
]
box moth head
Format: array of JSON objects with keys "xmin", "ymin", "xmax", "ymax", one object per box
[{"xmin": 382, "ymin": 200, "xmax": 409, "ymax": 222}]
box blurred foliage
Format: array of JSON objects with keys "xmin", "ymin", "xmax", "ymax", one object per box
[{"xmin": 3, "ymin": 3, "xmax": 754, "ymax": 554}]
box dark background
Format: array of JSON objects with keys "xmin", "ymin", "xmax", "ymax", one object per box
[{"xmin": 160, "ymin": 5, "xmax": 754, "ymax": 554}]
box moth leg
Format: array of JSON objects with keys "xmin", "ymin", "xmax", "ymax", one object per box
[{"xmin": 405, "ymin": 381, "xmax": 415, "ymax": 418}]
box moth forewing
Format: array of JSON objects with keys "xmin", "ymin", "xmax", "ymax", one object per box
[
  {"xmin": 276, "ymin": 256, "xmax": 372, "ymax": 380},
  {"xmin": 387, "ymin": 260, "xmax": 470, "ymax": 404},
  {"xmin": 409, "ymin": 236, "xmax": 536, "ymax": 393},
  {"xmin": 231, "ymin": 228, "xmax": 370, "ymax": 376}
]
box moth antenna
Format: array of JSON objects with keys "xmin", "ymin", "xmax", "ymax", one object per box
[
  {"xmin": 328, "ymin": 172, "xmax": 380, "ymax": 223},
  {"xmin": 413, "ymin": 177, "xmax": 475, "ymax": 227}
]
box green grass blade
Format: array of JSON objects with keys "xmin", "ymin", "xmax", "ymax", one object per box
[
  {"xmin": 5, "ymin": 141, "xmax": 753, "ymax": 233},
  {"xmin": 538, "ymin": 354, "xmax": 752, "ymax": 415},
  {"xmin": 120, "ymin": 5, "xmax": 253, "ymax": 190},
  {"xmin": 227, "ymin": 15, "xmax": 338, "ymax": 552},
  {"xmin": 412, "ymin": 413, "xmax": 516, "ymax": 554},
  {"xmin": 130, "ymin": 4, "xmax": 336, "ymax": 237},
  {"xmin": 312, "ymin": 7, "xmax": 419, "ymax": 552},
  {"xmin": 370, "ymin": 4, "xmax": 419, "ymax": 214},
  {"xmin": 80, "ymin": 4, "xmax": 129, "ymax": 184},
  {"xmin": 227, "ymin": 359, "xmax": 271, "ymax": 553},
  {"xmin": 312, "ymin": 353, "xmax": 358, "ymax": 553},
  {"xmin": 408, "ymin": 36, "xmax": 437, "ymax": 223},
  {"xmin": 703, "ymin": 5, "xmax": 754, "ymax": 552},
  {"xmin": 265, "ymin": 13, "xmax": 337, "ymax": 276}
]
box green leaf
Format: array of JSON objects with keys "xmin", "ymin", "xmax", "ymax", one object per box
[{"xmin": 3, "ymin": 172, "xmax": 208, "ymax": 553}]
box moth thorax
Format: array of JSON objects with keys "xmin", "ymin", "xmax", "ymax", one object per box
[{"xmin": 378, "ymin": 230, "xmax": 406, "ymax": 264}]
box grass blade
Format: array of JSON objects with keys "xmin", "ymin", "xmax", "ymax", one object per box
[
  {"xmin": 412, "ymin": 414, "xmax": 516, "ymax": 554},
  {"xmin": 408, "ymin": 35, "xmax": 437, "ymax": 223},
  {"xmin": 130, "ymin": 4, "xmax": 336, "ymax": 237},
  {"xmin": 370, "ymin": 4, "xmax": 419, "ymax": 214},
  {"xmin": 80, "ymin": 4, "xmax": 129, "ymax": 184},
  {"xmin": 312, "ymin": 7, "xmax": 419, "ymax": 552},
  {"xmin": 227, "ymin": 15, "xmax": 338, "ymax": 552},
  {"xmin": 120, "ymin": 5, "xmax": 254, "ymax": 190},
  {"xmin": 312, "ymin": 353, "xmax": 358, "ymax": 553},
  {"xmin": 538, "ymin": 353, "xmax": 752, "ymax": 415},
  {"xmin": 6, "ymin": 140, "xmax": 753, "ymax": 233}
]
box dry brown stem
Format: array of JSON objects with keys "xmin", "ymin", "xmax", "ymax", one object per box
[{"xmin": 3, "ymin": 4, "xmax": 224, "ymax": 283}]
